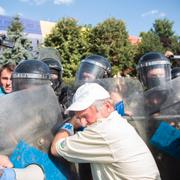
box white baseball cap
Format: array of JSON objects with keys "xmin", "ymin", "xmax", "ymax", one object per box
[{"xmin": 65, "ymin": 83, "xmax": 110, "ymax": 113}]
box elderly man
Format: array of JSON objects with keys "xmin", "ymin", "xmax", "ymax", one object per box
[{"xmin": 51, "ymin": 83, "xmax": 160, "ymax": 180}]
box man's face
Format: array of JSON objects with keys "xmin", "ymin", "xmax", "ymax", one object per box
[
  {"xmin": 75, "ymin": 106, "xmax": 97, "ymax": 126},
  {"xmin": 81, "ymin": 72, "xmax": 96, "ymax": 81},
  {"xmin": 147, "ymin": 68, "xmax": 165, "ymax": 78},
  {"xmin": 0, "ymin": 68, "xmax": 13, "ymax": 94}
]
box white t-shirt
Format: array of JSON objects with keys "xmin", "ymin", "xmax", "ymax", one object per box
[{"xmin": 56, "ymin": 111, "xmax": 160, "ymax": 180}]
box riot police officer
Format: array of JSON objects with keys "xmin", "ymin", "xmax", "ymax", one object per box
[
  {"xmin": 137, "ymin": 52, "xmax": 180, "ymax": 180},
  {"xmin": 137, "ymin": 51, "xmax": 171, "ymax": 90},
  {"xmin": 41, "ymin": 58, "xmax": 64, "ymax": 96},
  {"xmin": 137, "ymin": 52, "xmax": 172, "ymax": 115},
  {"xmin": 41, "ymin": 58, "xmax": 71, "ymax": 111}
]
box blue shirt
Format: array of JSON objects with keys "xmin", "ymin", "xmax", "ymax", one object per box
[
  {"xmin": 115, "ymin": 100, "xmax": 125, "ymax": 116},
  {"xmin": 0, "ymin": 86, "xmax": 6, "ymax": 96}
]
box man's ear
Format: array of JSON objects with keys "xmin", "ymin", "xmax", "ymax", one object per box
[{"xmin": 104, "ymin": 100, "xmax": 114, "ymax": 112}]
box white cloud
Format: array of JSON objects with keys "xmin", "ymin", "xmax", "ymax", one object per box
[
  {"xmin": 54, "ymin": 0, "xmax": 74, "ymax": 5},
  {"xmin": 19, "ymin": 0, "xmax": 48, "ymax": 5},
  {"xmin": 141, "ymin": 10, "xmax": 158, "ymax": 17},
  {"xmin": 0, "ymin": 6, "xmax": 6, "ymax": 15},
  {"xmin": 19, "ymin": 0, "xmax": 74, "ymax": 5},
  {"xmin": 141, "ymin": 9, "xmax": 166, "ymax": 18},
  {"xmin": 19, "ymin": 0, "xmax": 30, "ymax": 2},
  {"xmin": 17, "ymin": 12, "xmax": 23, "ymax": 17},
  {"xmin": 159, "ymin": 12, "xmax": 166, "ymax": 17}
]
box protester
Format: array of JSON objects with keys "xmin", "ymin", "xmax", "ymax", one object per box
[
  {"xmin": 51, "ymin": 83, "xmax": 160, "ymax": 180},
  {"xmin": 0, "ymin": 62, "xmax": 15, "ymax": 96}
]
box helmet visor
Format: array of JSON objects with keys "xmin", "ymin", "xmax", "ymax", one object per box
[
  {"xmin": 139, "ymin": 64, "xmax": 171, "ymax": 89},
  {"xmin": 76, "ymin": 62, "xmax": 106, "ymax": 81}
]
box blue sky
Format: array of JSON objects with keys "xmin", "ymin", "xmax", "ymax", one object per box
[{"xmin": 0, "ymin": 0, "xmax": 179, "ymax": 36}]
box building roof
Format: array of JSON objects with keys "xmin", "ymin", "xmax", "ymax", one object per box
[{"xmin": 128, "ymin": 35, "xmax": 141, "ymax": 45}]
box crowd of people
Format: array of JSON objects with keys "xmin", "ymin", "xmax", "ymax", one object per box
[{"xmin": 0, "ymin": 49, "xmax": 179, "ymax": 180}]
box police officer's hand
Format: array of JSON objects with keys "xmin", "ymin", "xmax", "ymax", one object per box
[{"xmin": 0, "ymin": 155, "xmax": 13, "ymax": 168}]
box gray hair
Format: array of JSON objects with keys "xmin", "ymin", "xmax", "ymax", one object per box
[{"xmin": 93, "ymin": 98, "xmax": 114, "ymax": 111}]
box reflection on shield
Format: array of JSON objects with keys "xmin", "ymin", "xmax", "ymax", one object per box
[{"xmin": 0, "ymin": 85, "xmax": 63, "ymax": 155}]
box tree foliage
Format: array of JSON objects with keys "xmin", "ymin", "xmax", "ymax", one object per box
[
  {"xmin": 88, "ymin": 18, "xmax": 137, "ymax": 76},
  {"xmin": 150, "ymin": 18, "xmax": 177, "ymax": 50},
  {"xmin": 43, "ymin": 17, "xmax": 179, "ymax": 79},
  {"xmin": 136, "ymin": 31, "xmax": 164, "ymax": 61},
  {"xmin": 44, "ymin": 18, "xmax": 88, "ymax": 78},
  {"xmin": 0, "ymin": 15, "xmax": 33, "ymax": 65}
]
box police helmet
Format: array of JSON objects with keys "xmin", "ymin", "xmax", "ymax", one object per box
[
  {"xmin": 42, "ymin": 58, "xmax": 63, "ymax": 92},
  {"xmin": 12, "ymin": 60, "xmax": 51, "ymax": 91},
  {"xmin": 137, "ymin": 52, "xmax": 171, "ymax": 89},
  {"xmin": 76, "ymin": 54, "xmax": 112, "ymax": 82}
]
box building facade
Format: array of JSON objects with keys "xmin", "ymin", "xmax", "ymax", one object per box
[{"xmin": 0, "ymin": 15, "xmax": 56, "ymax": 48}]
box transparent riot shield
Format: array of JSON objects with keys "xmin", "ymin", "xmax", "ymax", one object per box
[
  {"xmin": 0, "ymin": 85, "xmax": 63, "ymax": 155},
  {"xmin": 100, "ymin": 77, "xmax": 148, "ymax": 142},
  {"xmin": 143, "ymin": 77, "xmax": 180, "ymax": 180},
  {"xmin": 70, "ymin": 77, "xmax": 148, "ymax": 141}
]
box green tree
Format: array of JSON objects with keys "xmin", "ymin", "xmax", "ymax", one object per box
[
  {"xmin": 0, "ymin": 15, "xmax": 33, "ymax": 65},
  {"xmin": 44, "ymin": 17, "xmax": 89, "ymax": 78},
  {"xmin": 88, "ymin": 18, "xmax": 137, "ymax": 76},
  {"xmin": 136, "ymin": 31, "xmax": 164, "ymax": 60},
  {"xmin": 151, "ymin": 18, "xmax": 175, "ymax": 49},
  {"xmin": 170, "ymin": 35, "xmax": 180, "ymax": 54},
  {"xmin": 135, "ymin": 18, "xmax": 180, "ymax": 65}
]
